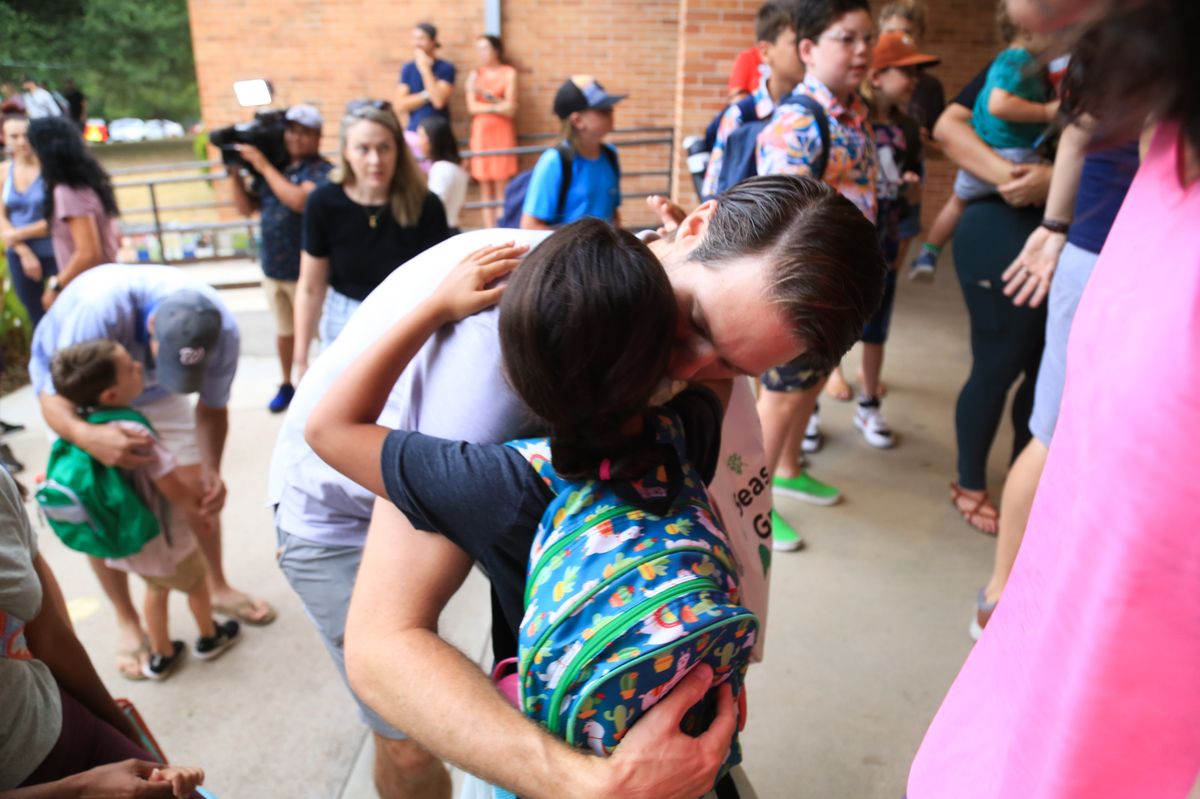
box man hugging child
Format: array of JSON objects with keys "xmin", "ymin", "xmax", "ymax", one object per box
[{"xmin": 50, "ymin": 340, "xmax": 240, "ymax": 680}]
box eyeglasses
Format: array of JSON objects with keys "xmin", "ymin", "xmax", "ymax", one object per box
[
  {"xmin": 820, "ymin": 31, "xmax": 875, "ymax": 48},
  {"xmin": 345, "ymin": 98, "xmax": 395, "ymax": 115}
]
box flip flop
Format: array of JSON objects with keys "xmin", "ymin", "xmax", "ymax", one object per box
[
  {"xmin": 950, "ymin": 482, "xmax": 1000, "ymax": 535},
  {"xmin": 214, "ymin": 596, "xmax": 277, "ymax": 626},
  {"xmin": 116, "ymin": 638, "xmax": 151, "ymax": 682}
]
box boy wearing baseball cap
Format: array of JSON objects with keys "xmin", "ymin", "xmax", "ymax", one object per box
[{"xmin": 519, "ymin": 76, "xmax": 626, "ymax": 229}]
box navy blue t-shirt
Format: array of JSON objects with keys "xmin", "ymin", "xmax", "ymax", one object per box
[
  {"xmin": 1068, "ymin": 141, "xmax": 1138, "ymax": 254},
  {"xmin": 252, "ymin": 156, "xmax": 333, "ymax": 281},
  {"xmin": 399, "ymin": 59, "xmax": 456, "ymax": 131},
  {"xmin": 380, "ymin": 387, "xmax": 724, "ymax": 659}
]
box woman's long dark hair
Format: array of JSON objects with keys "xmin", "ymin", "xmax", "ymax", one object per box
[
  {"xmin": 499, "ymin": 219, "xmax": 677, "ymax": 482},
  {"xmin": 27, "ymin": 116, "xmax": 119, "ymax": 220},
  {"xmin": 418, "ymin": 115, "xmax": 461, "ymax": 165},
  {"xmin": 1059, "ymin": 0, "xmax": 1199, "ymax": 160}
]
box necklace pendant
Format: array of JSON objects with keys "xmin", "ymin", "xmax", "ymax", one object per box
[{"xmin": 369, "ymin": 214, "xmax": 377, "ymax": 229}]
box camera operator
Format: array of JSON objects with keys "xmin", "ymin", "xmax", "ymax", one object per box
[{"xmin": 229, "ymin": 104, "xmax": 332, "ymax": 413}]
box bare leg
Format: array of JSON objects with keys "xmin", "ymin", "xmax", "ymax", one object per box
[
  {"xmin": 983, "ymin": 438, "xmax": 1049, "ymax": 604},
  {"xmin": 277, "ymin": 333, "xmax": 294, "ymax": 385},
  {"xmin": 143, "ymin": 584, "xmax": 173, "ymax": 657},
  {"xmin": 824, "ymin": 365, "xmax": 853, "ymax": 401},
  {"xmin": 185, "ymin": 571, "xmax": 217, "ymax": 639},
  {"xmin": 775, "ymin": 383, "xmax": 823, "ymax": 480},
  {"xmin": 923, "ymin": 194, "xmax": 967, "ymax": 250},
  {"xmin": 860, "ymin": 342, "xmax": 885, "ymax": 399},
  {"xmin": 757, "ymin": 389, "xmax": 807, "ymax": 477},
  {"xmin": 174, "ymin": 463, "xmax": 272, "ymax": 623},
  {"xmin": 480, "ymin": 181, "xmax": 496, "ymax": 229},
  {"xmin": 373, "ymin": 734, "xmax": 451, "ymax": 799},
  {"xmin": 89, "ymin": 556, "xmax": 148, "ymax": 675}
]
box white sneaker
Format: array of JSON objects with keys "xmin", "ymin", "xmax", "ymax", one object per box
[
  {"xmin": 802, "ymin": 408, "xmax": 822, "ymax": 454},
  {"xmin": 853, "ymin": 397, "xmax": 895, "ymax": 449}
]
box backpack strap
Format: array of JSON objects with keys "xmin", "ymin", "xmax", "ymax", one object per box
[
  {"xmin": 553, "ymin": 142, "xmax": 574, "ymax": 224},
  {"xmin": 780, "ymin": 93, "xmax": 830, "ymax": 180},
  {"xmin": 735, "ymin": 93, "xmax": 761, "ymax": 124},
  {"xmin": 86, "ymin": 407, "xmax": 156, "ymax": 434}
]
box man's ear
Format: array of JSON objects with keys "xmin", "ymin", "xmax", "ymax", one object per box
[{"xmin": 674, "ymin": 199, "xmax": 719, "ymax": 249}]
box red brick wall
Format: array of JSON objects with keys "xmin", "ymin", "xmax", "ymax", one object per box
[{"xmin": 187, "ymin": 0, "xmax": 1003, "ymax": 230}]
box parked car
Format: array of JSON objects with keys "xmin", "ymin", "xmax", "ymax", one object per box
[
  {"xmin": 108, "ymin": 118, "xmax": 146, "ymax": 142},
  {"xmin": 83, "ymin": 118, "xmax": 108, "ymax": 143},
  {"xmin": 143, "ymin": 119, "xmax": 185, "ymax": 140}
]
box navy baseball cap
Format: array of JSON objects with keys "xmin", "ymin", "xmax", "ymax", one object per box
[
  {"xmin": 153, "ymin": 290, "xmax": 222, "ymax": 395},
  {"xmin": 553, "ymin": 76, "xmax": 627, "ymax": 120}
]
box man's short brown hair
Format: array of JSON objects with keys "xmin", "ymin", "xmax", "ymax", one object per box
[{"xmin": 50, "ymin": 339, "xmax": 121, "ymax": 408}]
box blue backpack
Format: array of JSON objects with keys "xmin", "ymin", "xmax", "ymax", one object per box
[
  {"xmin": 498, "ymin": 142, "xmax": 620, "ymax": 228},
  {"xmin": 505, "ymin": 409, "xmax": 757, "ymax": 770},
  {"xmin": 712, "ymin": 92, "xmax": 830, "ymax": 198}
]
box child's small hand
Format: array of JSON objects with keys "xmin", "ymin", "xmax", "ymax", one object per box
[
  {"xmin": 149, "ymin": 765, "xmax": 206, "ymax": 798},
  {"xmin": 432, "ymin": 242, "xmax": 527, "ymax": 321},
  {"xmin": 901, "ymin": 170, "xmax": 921, "ymax": 185}
]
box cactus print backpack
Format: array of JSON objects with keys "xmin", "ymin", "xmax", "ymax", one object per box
[{"xmin": 505, "ymin": 406, "xmax": 758, "ymax": 769}]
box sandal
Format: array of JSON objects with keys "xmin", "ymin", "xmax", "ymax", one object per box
[
  {"xmin": 950, "ymin": 482, "xmax": 999, "ymax": 536},
  {"xmin": 116, "ymin": 638, "xmax": 151, "ymax": 681},
  {"xmin": 214, "ymin": 595, "xmax": 277, "ymax": 626}
]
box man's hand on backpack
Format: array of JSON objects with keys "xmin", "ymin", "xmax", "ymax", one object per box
[
  {"xmin": 79, "ymin": 422, "xmax": 156, "ymax": 469},
  {"xmin": 597, "ymin": 663, "xmax": 736, "ymax": 799}
]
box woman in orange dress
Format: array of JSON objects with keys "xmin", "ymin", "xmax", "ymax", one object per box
[{"xmin": 466, "ymin": 35, "xmax": 518, "ymax": 228}]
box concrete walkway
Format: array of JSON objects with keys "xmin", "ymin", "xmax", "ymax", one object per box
[{"xmin": 2, "ymin": 261, "xmax": 1019, "ymax": 798}]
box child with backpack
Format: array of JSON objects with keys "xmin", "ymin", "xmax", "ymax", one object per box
[
  {"xmin": 515, "ymin": 77, "xmax": 623, "ymax": 229},
  {"xmin": 46, "ymin": 340, "xmax": 240, "ymax": 680},
  {"xmin": 307, "ymin": 221, "xmax": 755, "ymax": 794},
  {"xmin": 750, "ymin": 0, "xmax": 878, "ymax": 548},
  {"xmin": 908, "ymin": 3, "xmax": 1058, "ymax": 280},
  {"xmin": 701, "ymin": 0, "xmax": 806, "ymax": 199}
]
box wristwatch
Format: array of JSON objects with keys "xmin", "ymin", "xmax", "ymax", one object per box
[
  {"xmin": 1040, "ymin": 218, "xmax": 1070, "ymax": 235},
  {"xmin": 46, "ymin": 275, "xmax": 60, "ymax": 292}
]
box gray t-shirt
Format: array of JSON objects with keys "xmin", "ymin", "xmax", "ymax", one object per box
[{"xmin": 0, "ymin": 471, "xmax": 62, "ymax": 788}]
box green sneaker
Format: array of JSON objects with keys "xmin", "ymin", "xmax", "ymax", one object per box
[
  {"xmin": 773, "ymin": 471, "xmax": 842, "ymax": 506},
  {"xmin": 771, "ymin": 509, "xmax": 805, "ymax": 552}
]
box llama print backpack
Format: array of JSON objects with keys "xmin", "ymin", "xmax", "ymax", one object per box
[{"xmin": 505, "ymin": 406, "xmax": 758, "ymax": 770}]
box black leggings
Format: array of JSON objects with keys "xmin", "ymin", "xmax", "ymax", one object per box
[{"xmin": 953, "ymin": 197, "xmax": 1047, "ymax": 491}]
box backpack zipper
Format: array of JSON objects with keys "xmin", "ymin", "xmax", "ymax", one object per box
[{"xmin": 525, "ymin": 503, "xmax": 637, "ymax": 606}]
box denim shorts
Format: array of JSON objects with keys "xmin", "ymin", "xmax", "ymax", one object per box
[
  {"xmin": 897, "ymin": 201, "xmax": 922, "ymax": 240},
  {"xmin": 1028, "ymin": 241, "xmax": 1100, "ymax": 445},
  {"xmin": 761, "ymin": 353, "xmax": 827, "ymax": 393},
  {"xmin": 319, "ymin": 288, "xmax": 363, "ymax": 348}
]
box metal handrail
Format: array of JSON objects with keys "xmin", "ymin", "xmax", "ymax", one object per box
[{"xmin": 111, "ymin": 126, "xmax": 675, "ymax": 264}]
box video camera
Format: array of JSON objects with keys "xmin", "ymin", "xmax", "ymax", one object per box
[
  {"xmin": 209, "ymin": 80, "xmax": 289, "ymax": 178},
  {"xmin": 209, "ymin": 108, "xmax": 289, "ymax": 177}
]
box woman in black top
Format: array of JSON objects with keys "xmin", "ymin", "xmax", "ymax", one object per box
[{"xmin": 294, "ymin": 101, "xmax": 448, "ymax": 379}]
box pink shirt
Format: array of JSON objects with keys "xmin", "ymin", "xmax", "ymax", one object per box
[
  {"xmin": 908, "ymin": 122, "xmax": 1200, "ymax": 797},
  {"xmin": 51, "ymin": 184, "xmax": 120, "ymax": 269}
]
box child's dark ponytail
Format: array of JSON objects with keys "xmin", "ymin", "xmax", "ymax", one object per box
[{"xmin": 500, "ymin": 219, "xmax": 677, "ymax": 482}]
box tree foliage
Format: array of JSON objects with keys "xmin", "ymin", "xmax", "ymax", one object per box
[{"xmin": 0, "ymin": 0, "xmax": 200, "ymax": 122}]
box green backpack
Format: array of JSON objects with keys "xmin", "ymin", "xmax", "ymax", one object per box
[{"xmin": 35, "ymin": 408, "xmax": 163, "ymax": 559}]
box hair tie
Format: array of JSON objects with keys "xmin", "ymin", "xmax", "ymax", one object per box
[{"xmin": 599, "ymin": 459, "xmax": 612, "ymax": 481}]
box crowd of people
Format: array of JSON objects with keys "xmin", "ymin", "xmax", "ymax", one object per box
[{"xmin": 2, "ymin": 0, "xmax": 1198, "ymax": 796}]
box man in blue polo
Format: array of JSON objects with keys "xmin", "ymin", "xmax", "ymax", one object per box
[
  {"xmin": 394, "ymin": 22, "xmax": 456, "ymax": 132},
  {"xmin": 29, "ymin": 264, "xmax": 275, "ymax": 679}
]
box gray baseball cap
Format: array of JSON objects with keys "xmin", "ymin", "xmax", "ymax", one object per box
[
  {"xmin": 153, "ymin": 290, "xmax": 223, "ymax": 395},
  {"xmin": 285, "ymin": 103, "xmax": 323, "ymax": 130}
]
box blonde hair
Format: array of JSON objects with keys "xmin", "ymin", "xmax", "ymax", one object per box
[
  {"xmin": 878, "ymin": 0, "xmax": 927, "ymax": 38},
  {"xmin": 560, "ymin": 117, "xmax": 584, "ymax": 151},
  {"xmin": 332, "ymin": 105, "xmax": 428, "ymax": 226}
]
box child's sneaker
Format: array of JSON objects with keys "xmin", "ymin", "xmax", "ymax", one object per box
[
  {"xmin": 802, "ymin": 407, "xmax": 823, "ymax": 453},
  {"xmin": 773, "ymin": 472, "xmax": 841, "ymax": 506},
  {"xmin": 143, "ymin": 640, "xmax": 186, "ymax": 681},
  {"xmin": 770, "ymin": 509, "xmax": 805, "ymax": 552},
  {"xmin": 854, "ymin": 396, "xmax": 895, "ymax": 449},
  {"xmin": 909, "ymin": 248, "xmax": 938, "ymax": 282},
  {"xmin": 195, "ymin": 619, "xmax": 241, "ymax": 661}
]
